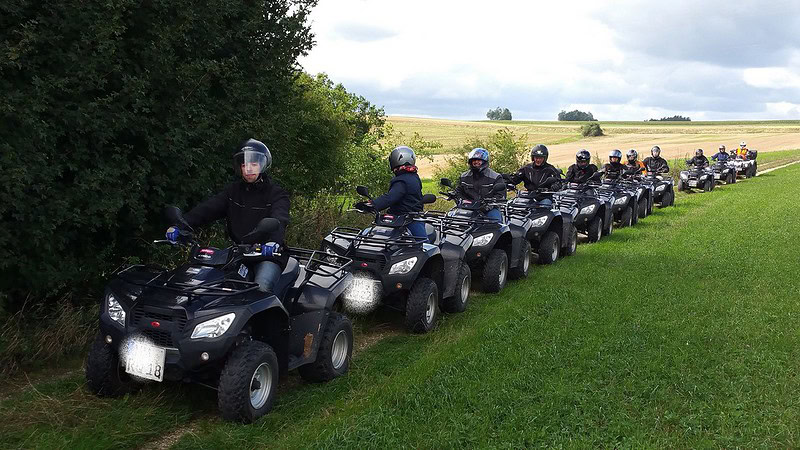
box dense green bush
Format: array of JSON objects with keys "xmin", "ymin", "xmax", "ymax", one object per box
[
  {"xmin": 581, "ymin": 123, "xmax": 605, "ymax": 137},
  {"xmin": 1, "ymin": 0, "xmax": 374, "ymax": 307}
]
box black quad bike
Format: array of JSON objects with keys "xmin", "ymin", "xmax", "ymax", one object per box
[
  {"xmin": 320, "ymin": 186, "xmax": 470, "ymax": 334},
  {"xmin": 711, "ymin": 161, "xmax": 737, "ymax": 185},
  {"xmin": 590, "ymin": 177, "xmax": 640, "ymax": 228},
  {"xmin": 731, "ymin": 151, "xmax": 758, "ymax": 179},
  {"xmin": 642, "ymin": 172, "xmax": 675, "ymax": 207},
  {"xmin": 504, "ymin": 187, "xmax": 578, "ymax": 265},
  {"xmin": 678, "ymin": 165, "xmax": 715, "ymax": 192},
  {"xmin": 618, "ymin": 175, "xmax": 655, "ymax": 219},
  {"xmin": 553, "ymin": 181, "xmax": 615, "ymax": 243},
  {"xmin": 86, "ymin": 207, "xmax": 355, "ymax": 424},
  {"xmin": 437, "ymin": 178, "xmax": 531, "ymax": 289}
]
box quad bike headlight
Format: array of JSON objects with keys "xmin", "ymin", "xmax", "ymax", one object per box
[
  {"xmin": 389, "ymin": 257, "xmax": 418, "ymax": 275},
  {"xmin": 680, "ymin": 172, "xmax": 689, "ymax": 180},
  {"xmin": 106, "ymin": 293, "xmax": 125, "ymax": 326},
  {"xmin": 191, "ymin": 313, "xmax": 236, "ymax": 339},
  {"xmin": 614, "ymin": 196, "xmax": 628, "ymax": 205},
  {"xmin": 530, "ymin": 216, "xmax": 548, "ymax": 228},
  {"xmin": 579, "ymin": 204, "xmax": 596, "ymax": 215},
  {"xmin": 655, "ymin": 184, "xmax": 666, "ymax": 192},
  {"xmin": 472, "ymin": 233, "xmax": 494, "ymax": 247}
]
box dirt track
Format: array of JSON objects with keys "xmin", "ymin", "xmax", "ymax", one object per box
[{"xmin": 417, "ymin": 132, "xmax": 800, "ymax": 178}]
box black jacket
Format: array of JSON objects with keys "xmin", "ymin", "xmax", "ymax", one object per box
[
  {"xmin": 565, "ymin": 163, "xmax": 598, "ymax": 184},
  {"xmin": 370, "ymin": 171, "xmax": 423, "ymax": 215},
  {"xmin": 601, "ymin": 162, "xmax": 628, "ymax": 180},
  {"xmin": 455, "ymin": 167, "xmax": 506, "ymax": 202},
  {"xmin": 184, "ymin": 176, "xmax": 290, "ymax": 268},
  {"xmin": 643, "ymin": 156, "xmax": 670, "ymax": 173},
  {"xmin": 686, "ymin": 155, "xmax": 709, "ymax": 168},
  {"xmin": 507, "ymin": 162, "xmax": 562, "ymax": 191}
]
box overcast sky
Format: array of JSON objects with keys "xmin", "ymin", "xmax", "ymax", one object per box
[{"xmin": 299, "ymin": 0, "xmax": 800, "ymax": 120}]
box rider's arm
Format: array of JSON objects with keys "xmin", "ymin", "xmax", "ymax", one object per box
[
  {"xmin": 565, "ymin": 165, "xmax": 576, "ymax": 182},
  {"xmin": 183, "ymin": 188, "xmax": 229, "ymax": 229},
  {"xmin": 370, "ymin": 180, "xmax": 407, "ymax": 211}
]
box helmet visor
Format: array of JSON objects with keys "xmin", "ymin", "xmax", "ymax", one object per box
[{"xmin": 234, "ymin": 149, "xmax": 268, "ymax": 178}]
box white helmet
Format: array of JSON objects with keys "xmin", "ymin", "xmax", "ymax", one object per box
[{"xmin": 740, "ymin": 141, "xmax": 747, "ymax": 147}]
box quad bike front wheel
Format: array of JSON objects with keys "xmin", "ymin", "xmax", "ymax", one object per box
[
  {"xmin": 660, "ymin": 189, "xmax": 675, "ymax": 207},
  {"xmin": 85, "ymin": 332, "xmax": 137, "ymax": 397},
  {"xmin": 620, "ymin": 206, "xmax": 633, "ymax": 228},
  {"xmin": 483, "ymin": 249, "xmax": 509, "ymax": 293},
  {"xmin": 587, "ymin": 216, "xmax": 603, "ymax": 243},
  {"xmin": 218, "ymin": 340, "xmax": 279, "ymax": 423},
  {"xmin": 405, "ymin": 277, "xmax": 439, "ymax": 333},
  {"xmin": 638, "ymin": 197, "xmax": 648, "ymax": 219},
  {"xmin": 537, "ymin": 232, "xmax": 560, "ymax": 265}
]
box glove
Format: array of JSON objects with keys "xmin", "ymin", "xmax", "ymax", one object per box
[
  {"xmin": 354, "ymin": 201, "xmax": 373, "ymax": 212},
  {"xmin": 256, "ymin": 242, "xmax": 281, "ymax": 257},
  {"xmin": 165, "ymin": 226, "xmax": 181, "ymax": 243}
]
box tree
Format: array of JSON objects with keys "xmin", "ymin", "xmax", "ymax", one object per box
[
  {"xmin": 648, "ymin": 115, "xmax": 691, "ymax": 121},
  {"xmin": 487, "ymin": 107, "xmax": 512, "ymax": 120},
  {"xmin": 557, "ymin": 110, "xmax": 597, "ymax": 121},
  {"xmin": 0, "ymin": 0, "xmax": 321, "ymax": 302}
]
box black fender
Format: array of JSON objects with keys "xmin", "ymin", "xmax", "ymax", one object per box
[
  {"xmin": 287, "ymin": 309, "xmax": 329, "ymax": 371},
  {"xmin": 244, "ymin": 300, "xmax": 291, "ymax": 375},
  {"xmin": 419, "ymin": 253, "xmax": 445, "ymax": 297},
  {"xmin": 507, "ymin": 218, "xmax": 531, "ymax": 270},
  {"xmin": 439, "ymin": 238, "xmax": 467, "ymax": 298}
]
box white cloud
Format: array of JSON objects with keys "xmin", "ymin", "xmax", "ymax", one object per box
[
  {"xmin": 743, "ymin": 68, "xmax": 800, "ymax": 89},
  {"xmin": 300, "ymin": 0, "xmax": 800, "ymax": 120}
]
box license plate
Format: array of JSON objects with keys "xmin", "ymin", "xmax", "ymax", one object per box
[
  {"xmin": 688, "ymin": 181, "xmax": 697, "ymax": 187},
  {"xmin": 125, "ymin": 340, "xmax": 166, "ymax": 382}
]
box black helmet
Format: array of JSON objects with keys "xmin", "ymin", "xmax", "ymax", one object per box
[
  {"xmin": 468, "ymin": 147, "xmax": 490, "ymax": 172},
  {"xmin": 388, "ymin": 145, "xmax": 416, "ymax": 171},
  {"xmin": 651, "ymin": 145, "xmax": 661, "ymax": 157},
  {"xmin": 576, "ymin": 149, "xmax": 591, "ymax": 162},
  {"xmin": 609, "ymin": 149, "xmax": 622, "ymax": 161},
  {"xmin": 626, "ymin": 149, "xmax": 638, "ymax": 163},
  {"xmin": 234, "ymin": 138, "xmax": 272, "ymax": 181},
  {"xmin": 531, "ymin": 144, "xmax": 549, "ymax": 164},
  {"xmin": 695, "ymin": 148, "xmax": 704, "ymax": 157}
]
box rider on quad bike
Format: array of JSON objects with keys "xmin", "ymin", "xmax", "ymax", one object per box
[
  {"xmin": 601, "ymin": 149, "xmax": 637, "ymax": 180},
  {"xmin": 712, "ymin": 145, "xmax": 730, "ymax": 162},
  {"xmin": 643, "ymin": 145, "xmax": 670, "ymax": 174},
  {"xmin": 455, "ymin": 148, "xmax": 506, "ymax": 222},
  {"xmin": 624, "ymin": 149, "xmax": 647, "ymax": 175},
  {"xmin": 686, "ymin": 149, "xmax": 710, "ymax": 168},
  {"xmin": 504, "ymin": 144, "xmax": 562, "ymax": 206},
  {"xmin": 736, "ymin": 141, "xmax": 749, "ymax": 159},
  {"xmin": 173, "ymin": 138, "xmax": 290, "ymax": 294},
  {"xmin": 565, "ymin": 149, "xmax": 598, "ymax": 184},
  {"xmin": 354, "ymin": 145, "xmax": 427, "ymax": 241}
]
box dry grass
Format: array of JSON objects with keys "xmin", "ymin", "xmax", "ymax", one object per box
[{"xmin": 0, "ymin": 296, "xmax": 96, "ymax": 377}]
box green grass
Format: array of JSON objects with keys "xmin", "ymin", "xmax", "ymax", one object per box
[{"xmin": 3, "ymin": 159, "xmax": 800, "ymax": 449}]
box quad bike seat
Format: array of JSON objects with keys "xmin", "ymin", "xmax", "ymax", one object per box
[{"xmin": 274, "ymin": 257, "xmax": 300, "ymax": 302}]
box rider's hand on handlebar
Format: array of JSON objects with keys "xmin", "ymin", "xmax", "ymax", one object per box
[
  {"xmin": 165, "ymin": 226, "xmax": 181, "ymax": 243},
  {"xmin": 256, "ymin": 242, "xmax": 281, "ymax": 257},
  {"xmin": 354, "ymin": 201, "xmax": 374, "ymax": 212}
]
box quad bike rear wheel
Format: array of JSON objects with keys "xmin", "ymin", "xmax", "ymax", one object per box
[
  {"xmin": 298, "ymin": 312, "xmax": 353, "ymax": 382},
  {"xmin": 441, "ymin": 262, "xmax": 471, "ymax": 313},
  {"xmin": 509, "ymin": 240, "xmax": 531, "ymax": 280}
]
